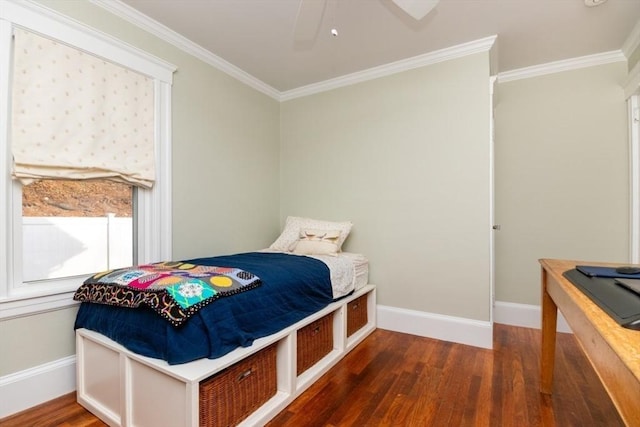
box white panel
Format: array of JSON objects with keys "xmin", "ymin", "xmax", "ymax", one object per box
[
  {"xmin": 333, "ymin": 306, "xmax": 346, "ymax": 352},
  {"xmin": 276, "ymin": 335, "xmax": 295, "ymax": 394},
  {"xmin": 83, "ymin": 338, "xmax": 121, "ymax": 422},
  {"xmin": 129, "ymin": 359, "xmax": 188, "ymax": 427}
]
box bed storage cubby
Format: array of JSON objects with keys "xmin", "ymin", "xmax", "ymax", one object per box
[
  {"xmin": 76, "ymin": 284, "xmax": 376, "ymax": 427},
  {"xmin": 346, "ymin": 294, "xmax": 368, "ymax": 337},
  {"xmin": 296, "ymin": 312, "xmax": 333, "ymax": 375},
  {"xmin": 200, "ymin": 342, "xmax": 277, "ymax": 427}
]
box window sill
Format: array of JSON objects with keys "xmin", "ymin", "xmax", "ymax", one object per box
[{"xmin": 0, "ymin": 291, "xmax": 79, "ymax": 320}]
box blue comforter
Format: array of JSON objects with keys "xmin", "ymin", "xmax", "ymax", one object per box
[{"xmin": 74, "ymin": 252, "xmax": 334, "ymax": 364}]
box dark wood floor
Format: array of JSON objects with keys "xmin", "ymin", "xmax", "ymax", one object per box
[{"xmin": 1, "ymin": 324, "xmax": 623, "ymax": 427}]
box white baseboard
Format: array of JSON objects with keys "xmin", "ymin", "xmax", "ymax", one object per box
[
  {"xmin": 377, "ymin": 305, "xmax": 494, "ymax": 349},
  {"xmin": 376, "ymin": 301, "xmax": 572, "ymax": 351},
  {"xmin": 494, "ymin": 301, "xmax": 572, "ymax": 333},
  {"xmin": 0, "ymin": 355, "xmax": 76, "ymax": 419}
]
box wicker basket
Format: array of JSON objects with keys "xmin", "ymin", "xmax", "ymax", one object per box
[
  {"xmin": 346, "ymin": 294, "xmax": 368, "ymax": 337},
  {"xmin": 199, "ymin": 343, "xmax": 277, "ymax": 427},
  {"xmin": 296, "ymin": 313, "xmax": 333, "ymax": 375}
]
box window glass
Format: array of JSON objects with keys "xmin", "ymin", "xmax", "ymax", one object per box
[{"xmin": 21, "ymin": 179, "xmax": 133, "ymax": 282}]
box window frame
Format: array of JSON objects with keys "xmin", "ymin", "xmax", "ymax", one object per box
[{"xmin": 0, "ymin": 0, "xmax": 175, "ymax": 319}]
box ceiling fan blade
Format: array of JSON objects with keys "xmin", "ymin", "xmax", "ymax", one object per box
[
  {"xmin": 391, "ymin": 0, "xmax": 440, "ymax": 20},
  {"xmin": 293, "ymin": 0, "xmax": 327, "ymax": 42}
]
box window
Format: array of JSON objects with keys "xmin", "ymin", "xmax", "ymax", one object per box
[{"xmin": 0, "ymin": 1, "xmax": 175, "ymax": 319}]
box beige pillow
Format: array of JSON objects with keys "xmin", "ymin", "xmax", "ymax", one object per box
[
  {"xmin": 292, "ymin": 229, "xmax": 340, "ymax": 255},
  {"xmin": 270, "ymin": 216, "xmax": 353, "ymax": 252}
]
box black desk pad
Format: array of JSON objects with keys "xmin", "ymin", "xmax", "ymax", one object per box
[{"xmin": 562, "ymin": 269, "xmax": 640, "ymax": 330}]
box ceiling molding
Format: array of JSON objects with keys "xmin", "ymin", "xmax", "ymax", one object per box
[
  {"xmin": 86, "ymin": 0, "xmax": 631, "ymax": 100},
  {"xmin": 622, "ymin": 19, "xmax": 640, "ymax": 59},
  {"xmin": 280, "ymin": 35, "xmax": 497, "ymax": 101},
  {"xmin": 497, "ymin": 50, "xmax": 626, "ymax": 83},
  {"xmin": 81, "ymin": 0, "xmax": 497, "ymax": 102},
  {"xmin": 89, "ymin": 0, "xmax": 281, "ymax": 100}
]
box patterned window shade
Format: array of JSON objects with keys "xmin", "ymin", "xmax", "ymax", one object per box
[{"xmin": 11, "ymin": 28, "xmax": 155, "ymax": 188}]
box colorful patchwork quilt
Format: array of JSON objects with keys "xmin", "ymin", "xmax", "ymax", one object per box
[{"xmin": 73, "ymin": 262, "xmax": 261, "ymax": 326}]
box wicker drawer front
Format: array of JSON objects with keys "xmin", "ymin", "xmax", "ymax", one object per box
[
  {"xmin": 347, "ymin": 295, "xmax": 368, "ymax": 337},
  {"xmin": 297, "ymin": 314, "xmax": 333, "ymax": 375},
  {"xmin": 199, "ymin": 343, "xmax": 277, "ymax": 427}
]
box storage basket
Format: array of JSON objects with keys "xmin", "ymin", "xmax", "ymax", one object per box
[
  {"xmin": 347, "ymin": 294, "xmax": 368, "ymax": 337},
  {"xmin": 296, "ymin": 313, "xmax": 333, "ymax": 375},
  {"xmin": 199, "ymin": 343, "xmax": 277, "ymax": 427}
]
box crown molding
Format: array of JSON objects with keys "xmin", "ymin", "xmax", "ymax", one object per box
[
  {"xmin": 622, "ymin": 19, "xmax": 640, "ymax": 59},
  {"xmin": 83, "ymin": 1, "xmax": 496, "ymax": 102},
  {"xmin": 89, "ymin": 0, "xmax": 281, "ymax": 100},
  {"xmin": 497, "ymin": 50, "xmax": 626, "ymax": 83},
  {"xmin": 82, "ymin": 1, "xmax": 631, "ymax": 99},
  {"xmin": 280, "ymin": 35, "xmax": 497, "ymax": 101}
]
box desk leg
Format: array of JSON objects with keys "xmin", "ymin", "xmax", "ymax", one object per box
[{"xmin": 540, "ymin": 266, "xmax": 558, "ymax": 394}]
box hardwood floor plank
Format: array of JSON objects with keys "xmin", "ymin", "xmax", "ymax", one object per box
[
  {"xmin": 0, "ymin": 325, "xmax": 625, "ymax": 427},
  {"xmin": 468, "ymin": 352, "xmax": 493, "ymax": 426}
]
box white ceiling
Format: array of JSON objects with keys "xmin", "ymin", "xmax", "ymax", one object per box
[{"xmin": 117, "ymin": 0, "xmax": 640, "ymax": 92}]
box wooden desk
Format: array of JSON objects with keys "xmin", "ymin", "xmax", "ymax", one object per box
[{"xmin": 540, "ymin": 259, "xmax": 640, "ymax": 426}]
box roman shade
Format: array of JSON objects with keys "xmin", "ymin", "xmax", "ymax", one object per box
[{"xmin": 11, "ymin": 28, "xmax": 155, "ymax": 188}]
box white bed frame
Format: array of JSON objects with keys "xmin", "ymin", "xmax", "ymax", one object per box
[{"xmin": 76, "ymin": 284, "xmax": 376, "ymax": 427}]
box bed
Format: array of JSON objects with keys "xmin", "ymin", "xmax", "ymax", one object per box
[{"xmin": 74, "ymin": 217, "xmax": 376, "ymax": 426}]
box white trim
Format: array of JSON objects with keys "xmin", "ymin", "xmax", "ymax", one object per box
[
  {"xmin": 376, "ymin": 305, "xmax": 493, "ymax": 349},
  {"xmin": 497, "ymin": 50, "xmax": 626, "ymax": 83},
  {"xmin": 489, "ymin": 75, "xmax": 497, "ymax": 324},
  {"xmin": 0, "ymin": 356, "xmax": 76, "ymax": 418},
  {"xmin": 0, "ymin": 292, "xmax": 78, "ymax": 320},
  {"xmin": 0, "ymin": 18, "xmax": 11, "ymax": 303},
  {"xmin": 136, "ymin": 79, "xmax": 173, "ymax": 263},
  {"xmin": 622, "ymin": 19, "xmax": 640, "ymax": 60},
  {"xmin": 629, "ymin": 95, "xmax": 640, "ymax": 264},
  {"xmin": 494, "ymin": 301, "xmax": 572, "ymax": 333},
  {"xmin": 89, "ymin": 0, "xmax": 280, "ymax": 100},
  {"xmin": 280, "ymin": 35, "xmax": 498, "ymax": 101}
]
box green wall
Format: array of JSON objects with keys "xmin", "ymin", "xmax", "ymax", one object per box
[
  {"xmin": 494, "ymin": 62, "xmax": 630, "ymax": 304},
  {"xmin": 280, "ymin": 53, "xmax": 493, "ymax": 321}
]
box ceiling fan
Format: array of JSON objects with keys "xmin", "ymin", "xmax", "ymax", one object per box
[{"xmin": 293, "ymin": 0, "xmax": 440, "ymax": 44}]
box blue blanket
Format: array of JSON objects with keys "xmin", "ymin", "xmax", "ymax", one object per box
[{"xmin": 74, "ymin": 252, "xmax": 333, "ymax": 364}]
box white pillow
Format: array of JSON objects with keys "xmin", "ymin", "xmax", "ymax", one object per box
[
  {"xmin": 292, "ymin": 229, "xmax": 340, "ymax": 255},
  {"xmin": 270, "ymin": 216, "xmax": 353, "ymax": 252}
]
